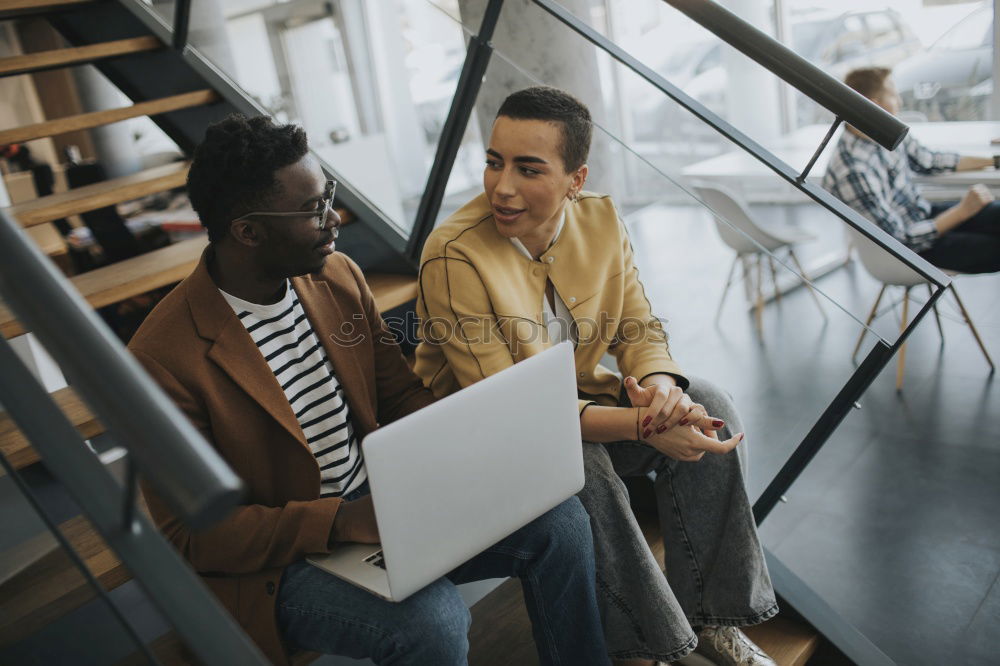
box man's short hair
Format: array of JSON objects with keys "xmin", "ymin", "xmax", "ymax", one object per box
[
  {"xmin": 496, "ymin": 86, "xmax": 592, "ymax": 172},
  {"xmin": 844, "ymin": 67, "xmax": 893, "ymax": 100},
  {"xmin": 187, "ymin": 114, "xmax": 309, "ymax": 243}
]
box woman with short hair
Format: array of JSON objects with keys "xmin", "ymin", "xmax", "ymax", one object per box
[{"xmin": 414, "ymin": 86, "xmax": 778, "ymax": 666}]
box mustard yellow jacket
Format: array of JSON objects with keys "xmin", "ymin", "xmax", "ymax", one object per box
[{"xmin": 414, "ymin": 192, "xmax": 687, "ymax": 413}]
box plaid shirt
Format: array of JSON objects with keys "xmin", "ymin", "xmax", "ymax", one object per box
[{"xmin": 822, "ymin": 131, "xmax": 959, "ymax": 252}]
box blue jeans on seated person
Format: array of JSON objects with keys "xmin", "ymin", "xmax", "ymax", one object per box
[
  {"xmin": 921, "ymin": 200, "xmax": 1000, "ymax": 273},
  {"xmin": 576, "ymin": 376, "xmax": 777, "ymax": 662},
  {"xmin": 276, "ymin": 488, "xmax": 609, "ymax": 666}
]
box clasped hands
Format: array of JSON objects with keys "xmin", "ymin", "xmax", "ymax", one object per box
[{"xmin": 623, "ymin": 376, "xmax": 744, "ymax": 462}]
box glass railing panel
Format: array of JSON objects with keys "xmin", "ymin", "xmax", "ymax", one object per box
[
  {"xmin": 0, "ymin": 468, "xmax": 150, "ymax": 664},
  {"xmin": 422, "ymin": 7, "xmax": 991, "ymax": 664},
  {"xmin": 757, "ymin": 337, "xmax": 1000, "ymax": 666},
  {"xmin": 426, "ymin": 25, "xmax": 907, "ymax": 502},
  {"xmin": 180, "ymin": 0, "xmax": 484, "ymax": 236}
]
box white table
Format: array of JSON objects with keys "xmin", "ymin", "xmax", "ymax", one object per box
[{"xmin": 682, "ymin": 121, "xmax": 1000, "ymax": 202}]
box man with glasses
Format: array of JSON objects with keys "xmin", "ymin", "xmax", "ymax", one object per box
[{"xmin": 127, "ymin": 114, "xmax": 606, "ymax": 666}]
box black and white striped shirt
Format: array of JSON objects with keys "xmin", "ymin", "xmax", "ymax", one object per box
[{"xmin": 220, "ymin": 282, "xmax": 366, "ymax": 498}]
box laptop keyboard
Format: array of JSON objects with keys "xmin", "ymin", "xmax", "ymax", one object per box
[{"xmin": 363, "ymin": 550, "xmax": 386, "ymax": 570}]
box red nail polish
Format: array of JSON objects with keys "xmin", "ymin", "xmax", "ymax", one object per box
[
  {"xmin": 642, "ymin": 416, "xmax": 652, "ymax": 427},
  {"xmin": 643, "ymin": 428, "xmax": 651, "ymax": 438},
  {"xmin": 679, "ymin": 418, "xmax": 688, "ymax": 426},
  {"xmin": 738, "ymin": 433, "xmax": 745, "ymax": 441},
  {"xmin": 656, "ymin": 424, "xmax": 666, "ymax": 433},
  {"xmin": 713, "ymin": 419, "xmax": 725, "ymax": 428}
]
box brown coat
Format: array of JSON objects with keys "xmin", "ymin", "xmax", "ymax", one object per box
[{"xmin": 128, "ymin": 248, "xmax": 434, "ymax": 665}]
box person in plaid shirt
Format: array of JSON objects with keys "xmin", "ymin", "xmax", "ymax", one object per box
[{"xmin": 823, "ymin": 67, "xmax": 1000, "ymax": 273}]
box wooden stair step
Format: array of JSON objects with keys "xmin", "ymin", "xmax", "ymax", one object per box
[
  {"xmin": 0, "ymin": 36, "xmax": 161, "ymax": 77},
  {"xmin": 0, "ymin": 239, "xmax": 417, "ymax": 339},
  {"xmin": 468, "ymin": 511, "xmax": 820, "ymax": 666},
  {"xmin": 366, "ymin": 273, "xmax": 417, "ymax": 313},
  {"xmin": 0, "ymin": 386, "xmax": 104, "ymax": 474},
  {"xmin": 0, "ymin": 0, "xmax": 92, "ymax": 19},
  {"xmin": 0, "ymin": 90, "xmax": 218, "ymax": 145},
  {"xmin": 8, "ymin": 161, "xmax": 190, "ymax": 229},
  {"xmin": 744, "ymin": 616, "xmax": 821, "ymax": 666},
  {"xmin": 0, "ymin": 264, "xmax": 412, "ymax": 474},
  {"xmin": 27, "ymin": 222, "xmax": 68, "ymax": 258},
  {"xmin": 0, "ymin": 514, "xmax": 128, "ymax": 647},
  {"xmin": 0, "ymin": 235, "xmax": 209, "ymax": 339}
]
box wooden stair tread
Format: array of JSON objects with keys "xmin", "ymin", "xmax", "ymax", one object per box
[
  {"xmin": 0, "ymin": 0, "xmax": 91, "ymax": 9},
  {"xmin": 467, "ymin": 511, "xmax": 820, "ymax": 666},
  {"xmin": 744, "ymin": 616, "xmax": 821, "ymax": 666},
  {"xmin": 0, "ymin": 386, "xmax": 103, "ymax": 473},
  {"xmin": 0, "ymin": 0, "xmax": 92, "ymax": 17},
  {"xmin": 0, "ymin": 36, "xmax": 161, "ymax": 77},
  {"xmin": 27, "ymin": 222, "xmax": 67, "ymax": 257},
  {"xmin": 0, "ymin": 235, "xmax": 208, "ymax": 339},
  {"xmin": 0, "ymin": 90, "xmax": 218, "ymax": 145},
  {"xmin": 7, "ymin": 161, "xmax": 190, "ymax": 229},
  {"xmin": 366, "ymin": 273, "xmax": 417, "ymax": 313},
  {"xmin": 0, "ymin": 514, "xmax": 127, "ymax": 646},
  {"xmin": 0, "ymin": 244, "xmax": 415, "ymax": 339}
]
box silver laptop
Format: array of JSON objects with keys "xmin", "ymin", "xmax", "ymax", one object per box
[{"xmin": 307, "ymin": 342, "xmax": 583, "ymax": 602}]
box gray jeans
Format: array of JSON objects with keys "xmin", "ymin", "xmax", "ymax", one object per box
[{"xmin": 578, "ymin": 376, "xmax": 777, "ymax": 662}]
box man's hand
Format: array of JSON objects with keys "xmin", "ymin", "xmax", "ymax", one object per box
[
  {"xmin": 329, "ymin": 494, "xmax": 380, "ymax": 547},
  {"xmin": 642, "ymin": 422, "xmax": 744, "ymax": 462},
  {"xmin": 623, "ymin": 376, "xmax": 723, "ymax": 438},
  {"xmin": 959, "ymin": 184, "xmax": 994, "ymax": 218}
]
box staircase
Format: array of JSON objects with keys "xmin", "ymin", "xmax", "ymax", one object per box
[
  {"xmin": 0, "ymin": 0, "xmax": 414, "ymax": 661},
  {"xmin": 0, "ymin": 0, "xmax": 827, "ymax": 664}
]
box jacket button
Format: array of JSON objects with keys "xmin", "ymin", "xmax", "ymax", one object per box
[
  {"xmin": 266, "ymin": 581, "xmax": 276, "ymax": 595},
  {"xmin": 579, "ymin": 372, "xmax": 585, "ymax": 377},
  {"xmin": 547, "ymin": 256, "xmax": 555, "ymax": 263},
  {"xmin": 569, "ymin": 296, "xmax": 576, "ymax": 303}
]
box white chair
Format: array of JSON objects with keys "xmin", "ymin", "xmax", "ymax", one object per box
[
  {"xmin": 848, "ymin": 227, "xmax": 995, "ymax": 390},
  {"xmin": 692, "ymin": 182, "xmax": 826, "ymax": 334}
]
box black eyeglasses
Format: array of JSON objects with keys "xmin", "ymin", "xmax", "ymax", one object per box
[{"xmin": 232, "ymin": 180, "xmax": 337, "ymax": 230}]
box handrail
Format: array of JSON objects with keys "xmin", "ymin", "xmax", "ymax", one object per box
[
  {"xmin": 0, "ymin": 209, "xmax": 267, "ymax": 664},
  {"xmin": 665, "ymin": 0, "xmax": 908, "ymax": 151},
  {"xmin": 408, "ymin": 0, "xmax": 504, "ymax": 262},
  {"xmin": 528, "ymin": 0, "xmax": 948, "ymax": 287},
  {"xmin": 0, "ymin": 210, "xmax": 243, "ymax": 528}
]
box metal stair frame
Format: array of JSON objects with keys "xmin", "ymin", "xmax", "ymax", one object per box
[{"xmin": 44, "ymin": 0, "xmax": 416, "ymax": 274}]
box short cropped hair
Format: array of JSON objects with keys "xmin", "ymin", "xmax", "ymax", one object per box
[
  {"xmin": 496, "ymin": 86, "xmax": 592, "ymax": 172},
  {"xmin": 844, "ymin": 67, "xmax": 893, "ymax": 101},
  {"xmin": 187, "ymin": 114, "xmax": 309, "ymax": 242}
]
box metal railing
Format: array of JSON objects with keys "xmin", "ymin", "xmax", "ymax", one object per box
[
  {"xmin": 406, "ymin": 0, "xmax": 949, "ymax": 519},
  {"xmin": 0, "ymin": 209, "xmax": 268, "ymax": 665},
  {"xmin": 4, "ymin": 0, "xmax": 941, "ymax": 662}
]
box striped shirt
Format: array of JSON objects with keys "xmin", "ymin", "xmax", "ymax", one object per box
[
  {"xmin": 822, "ymin": 130, "xmax": 959, "ymax": 252},
  {"xmin": 220, "ymin": 282, "xmax": 366, "ymax": 498}
]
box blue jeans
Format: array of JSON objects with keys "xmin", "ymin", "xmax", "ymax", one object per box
[
  {"xmin": 577, "ymin": 376, "xmax": 777, "ymax": 662},
  {"xmin": 276, "ymin": 492, "xmax": 609, "ymax": 666}
]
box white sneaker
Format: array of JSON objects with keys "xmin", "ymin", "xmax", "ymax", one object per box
[{"xmin": 692, "ymin": 626, "xmax": 777, "ymax": 666}]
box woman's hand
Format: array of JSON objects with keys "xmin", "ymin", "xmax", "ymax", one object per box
[
  {"xmin": 643, "ymin": 422, "xmax": 744, "ymax": 462},
  {"xmin": 624, "ymin": 376, "xmax": 724, "ymax": 439}
]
